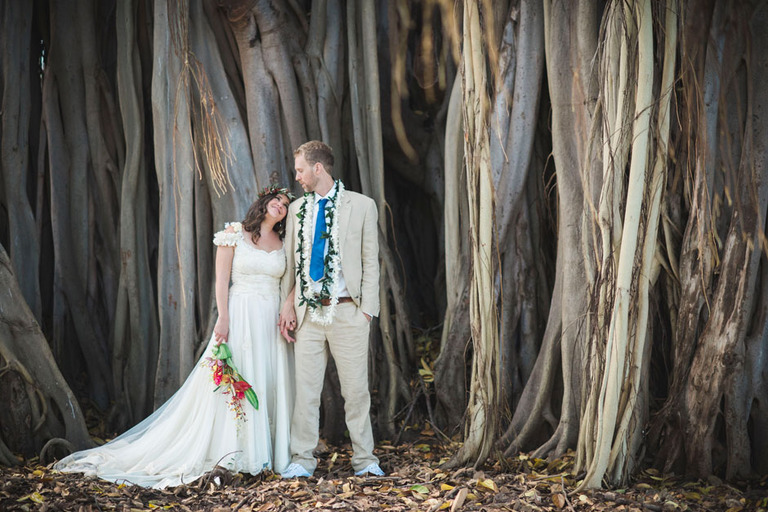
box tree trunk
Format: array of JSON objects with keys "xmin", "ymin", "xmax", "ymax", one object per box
[
  {"xmin": 1, "ymin": 0, "xmax": 42, "ymax": 322},
  {"xmin": 151, "ymin": 0, "xmax": 198, "ymax": 404},
  {"xmin": 446, "ymin": 0, "xmax": 499, "ymax": 469},
  {"xmin": 44, "ymin": 0, "xmax": 114, "ymax": 408},
  {"xmin": 500, "ymin": 0, "xmax": 600, "ymax": 460},
  {"xmin": 112, "ymin": 0, "xmax": 160, "ymax": 428},
  {"xmin": 0, "ymin": 244, "xmax": 92, "ymax": 462}
]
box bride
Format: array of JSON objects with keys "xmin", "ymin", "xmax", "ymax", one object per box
[{"xmin": 55, "ymin": 187, "xmax": 295, "ymax": 489}]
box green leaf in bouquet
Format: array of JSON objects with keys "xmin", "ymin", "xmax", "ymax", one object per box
[
  {"xmin": 245, "ymin": 388, "xmax": 259, "ymax": 410},
  {"xmin": 213, "ymin": 343, "xmax": 233, "ymax": 360}
]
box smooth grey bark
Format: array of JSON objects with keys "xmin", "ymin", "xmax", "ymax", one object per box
[
  {"xmin": 512, "ymin": 0, "xmax": 599, "ymax": 457},
  {"xmin": 113, "ymin": 0, "xmax": 160, "ymax": 426},
  {"xmin": 222, "ymin": 2, "xmax": 287, "ymax": 188},
  {"xmin": 309, "ymin": 0, "xmax": 345, "ymax": 176},
  {"xmin": 190, "ymin": 0, "xmax": 258, "ymax": 221},
  {"xmin": 77, "ymin": 0, "xmax": 122, "ymax": 342},
  {"xmin": 44, "ymin": 0, "xmax": 113, "ymax": 408},
  {"xmin": 151, "ymin": 0, "xmax": 197, "ymax": 404},
  {"xmin": 0, "ymin": 1, "xmax": 41, "ymax": 321},
  {"xmin": 491, "ymin": 0, "xmax": 544, "ymax": 249},
  {"xmin": 488, "ymin": 0, "xmax": 547, "ymax": 413},
  {"xmin": 253, "ymin": 0, "xmax": 309, "ymax": 152}
]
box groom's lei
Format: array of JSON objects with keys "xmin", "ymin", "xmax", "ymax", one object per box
[{"xmin": 296, "ymin": 180, "xmax": 344, "ymax": 325}]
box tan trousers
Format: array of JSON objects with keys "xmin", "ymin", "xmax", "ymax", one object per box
[{"xmin": 290, "ymin": 302, "xmax": 379, "ymax": 473}]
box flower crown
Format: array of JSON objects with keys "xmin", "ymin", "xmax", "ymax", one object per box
[{"xmin": 258, "ymin": 184, "xmax": 295, "ymax": 201}]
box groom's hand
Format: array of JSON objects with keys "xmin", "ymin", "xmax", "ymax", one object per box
[{"xmin": 279, "ymin": 301, "xmax": 297, "ymax": 343}]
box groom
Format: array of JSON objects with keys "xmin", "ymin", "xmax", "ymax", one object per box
[{"xmin": 279, "ymin": 140, "xmax": 384, "ymax": 478}]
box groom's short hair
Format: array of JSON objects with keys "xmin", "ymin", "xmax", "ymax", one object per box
[{"xmin": 295, "ymin": 141, "xmax": 334, "ymax": 174}]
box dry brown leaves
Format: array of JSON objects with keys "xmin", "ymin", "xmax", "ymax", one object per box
[{"xmin": 1, "ymin": 431, "xmax": 766, "ymax": 512}]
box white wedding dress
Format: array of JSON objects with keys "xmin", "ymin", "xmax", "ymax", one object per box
[{"xmin": 55, "ymin": 227, "xmax": 294, "ymax": 489}]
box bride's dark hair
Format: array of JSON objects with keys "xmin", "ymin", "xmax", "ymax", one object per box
[{"xmin": 242, "ymin": 192, "xmax": 288, "ymax": 243}]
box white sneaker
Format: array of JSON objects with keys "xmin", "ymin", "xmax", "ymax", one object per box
[
  {"xmin": 354, "ymin": 463, "xmax": 385, "ymax": 476},
  {"xmin": 281, "ymin": 463, "xmax": 311, "ymax": 478}
]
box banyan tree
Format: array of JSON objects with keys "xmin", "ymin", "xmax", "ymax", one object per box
[{"xmin": 1, "ymin": 0, "xmax": 767, "ymax": 489}]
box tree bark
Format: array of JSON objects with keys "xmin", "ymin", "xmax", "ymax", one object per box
[
  {"xmin": 0, "ymin": 244, "xmax": 92, "ymax": 459},
  {"xmin": 112, "ymin": 0, "xmax": 160, "ymax": 427},
  {"xmin": 1, "ymin": 1, "xmax": 41, "ymax": 321},
  {"xmin": 151, "ymin": 0, "xmax": 198, "ymax": 404},
  {"xmin": 44, "ymin": 0, "xmax": 114, "ymax": 408}
]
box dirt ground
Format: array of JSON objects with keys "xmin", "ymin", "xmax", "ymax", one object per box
[{"xmin": 2, "ymin": 429, "xmax": 766, "ymax": 511}]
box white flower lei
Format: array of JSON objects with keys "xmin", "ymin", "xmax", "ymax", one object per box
[{"xmin": 296, "ymin": 180, "xmax": 345, "ymax": 325}]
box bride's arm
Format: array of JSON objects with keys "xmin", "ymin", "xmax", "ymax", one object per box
[{"xmin": 213, "ymin": 244, "xmax": 235, "ymax": 344}]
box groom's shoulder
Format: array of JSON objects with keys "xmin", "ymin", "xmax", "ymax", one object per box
[
  {"xmin": 345, "ymin": 190, "xmax": 375, "ymax": 207},
  {"xmin": 288, "ymin": 195, "xmax": 307, "ymax": 213}
]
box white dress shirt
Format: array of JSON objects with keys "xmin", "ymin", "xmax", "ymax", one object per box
[{"xmin": 310, "ymin": 183, "xmax": 350, "ymax": 298}]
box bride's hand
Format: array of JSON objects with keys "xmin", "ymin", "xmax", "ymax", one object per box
[{"xmin": 214, "ymin": 315, "xmax": 229, "ymax": 344}]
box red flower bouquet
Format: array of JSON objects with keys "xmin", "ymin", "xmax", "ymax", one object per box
[{"xmin": 203, "ymin": 342, "xmax": 259, "ymax": 422}]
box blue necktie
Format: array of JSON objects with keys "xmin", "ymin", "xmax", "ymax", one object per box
[{"xmin": 309, "ymin": 198, "xmax": 329, "ymax": 281}]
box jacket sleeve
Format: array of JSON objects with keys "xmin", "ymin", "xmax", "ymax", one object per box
[
  {"xmin": 359, "ymin": 197, "xmax": 380, "ymax": 317},
  {"xmin": 280, "ymin": 201, "xmax": 298, "ymax": 304}
]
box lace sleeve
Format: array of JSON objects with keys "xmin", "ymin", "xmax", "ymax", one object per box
[{"xmin": 213, "ymin": 221, "xmax": 243, "ymax": 247}]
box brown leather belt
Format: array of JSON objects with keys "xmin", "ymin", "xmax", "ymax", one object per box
[{"xmin": 320, "ymin": 297, "xmax": 354, "ymax": 306}]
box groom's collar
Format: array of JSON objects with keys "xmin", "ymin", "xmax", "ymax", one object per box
[{"xmin": 314, "ymin": 182, "xmax": 338, "ymax": 203}]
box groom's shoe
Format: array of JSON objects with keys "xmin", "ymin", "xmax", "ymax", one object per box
[
  {"xmin": 281, "ymin": 463, "xmax": 312, "ymax": 478},
  {"xmin": 354, "ymin": 463, "xmax": 385, "ymax": 477}
]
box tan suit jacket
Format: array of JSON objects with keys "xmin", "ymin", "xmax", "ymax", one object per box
[{"xmin": 281, "ymin": 189, "xmax": 380, "ymax": 327}]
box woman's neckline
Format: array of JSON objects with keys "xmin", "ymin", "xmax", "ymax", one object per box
[{"xmin": 239, "ymin": 231, "xmax": 283, "ymax": 254}]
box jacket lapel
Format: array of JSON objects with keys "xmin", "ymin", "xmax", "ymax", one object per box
[{"xmin": 337, "ymin": 192, "xmax": 352, "ymax": 248}]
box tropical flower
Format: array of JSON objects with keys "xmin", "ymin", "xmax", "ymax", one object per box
[
  {"xmin": 258, "ymin": 184, "xmax": 295, "ymax": 200},
  {"xmin": 202, "ymin": 342, "xmax": 258, "ymax": 424}
]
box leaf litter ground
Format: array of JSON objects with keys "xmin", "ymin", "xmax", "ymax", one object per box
[{"xmin": 2, "ymin": 428, "xmax": 767, "ymax": 512}]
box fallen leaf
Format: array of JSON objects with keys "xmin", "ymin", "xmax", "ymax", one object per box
[
  {"xmin": 419, "ymin": 358, "xmax": 434, "ymax": 382},
  {"xmin": 552, "ymin": 493, "xmax": 566, "ymax": 509},
  {"xmin": 451, "ymin": 488, "xmax": 468, "ymax": 512},
  {"xmin": 477, "ymin": 479, "xmax": 498, "ymax": 492},
  {"xmin": 17, "ymin": 491, "xmax": 45, "ymax": 504}
]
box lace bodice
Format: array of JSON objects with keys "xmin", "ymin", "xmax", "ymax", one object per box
[
  {"xmin": 214, "ymin": 223, "xmax": 285, "ymax": 297},
  {"xmin": 230, "ymin": 243, "xmax": 285, "ymax": 296}
]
